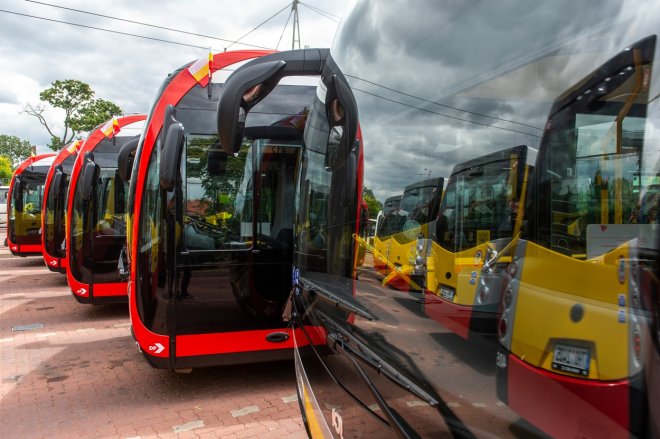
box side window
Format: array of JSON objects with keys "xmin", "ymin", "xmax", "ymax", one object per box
[
  {"xmin": 184, "ymin": 134, "xmax": 252, "ymax": 251},
  {"xmin": 296, "ymin": 148, "xmax": 331, "ymax": 251},
  {"xmin": 138, "ymin": 147, "xmax": 161, "ymax": 275},
  {"xmin": 136, "ymin": 145, "xmax": 163, "ymax": 329}
]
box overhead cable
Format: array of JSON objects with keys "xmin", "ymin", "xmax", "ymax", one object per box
[
  {"xmin": 225, "ymin": 2, "xmax": 292, "ymax": 50},
  {"xmin": 0, "ymin": 8, "xmax": 213, "ymax": 49},
  {"xmin": 352, "ymin": 87, "xmax": 542, "ymax": 138},
  {"xmin": 23, "ymin": 0, "xmax": 272, "ymax": 50},
  {"xmin": 299, "ymin": 2, "xmax": 340, "ymax": 23},
  {"xmin": 348, "ymin": 74, "xmax": 544, "ymax": 131},
  {"xmin": 276, "ymin": 9, "xmax": 295, "ymax": 50}
]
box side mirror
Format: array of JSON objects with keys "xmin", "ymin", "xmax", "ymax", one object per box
[
  {"xmin": 159, "ymin": 122, "xmax": 185, "ymax": 191},
  {"xmin": 217, "ymin": 48, "xmax": 330, "ymax": 155},
  {"xmin": 52, "ymin": 167, "xmax": 64, "ymax": 197},
  {"xmin": 80, "ymin": 153, "xmax": 99, "ymax": 202},
  {"xmin": 324, "ymin": 75, "xmax": 358, "ymax": 170},
  {"xmin": 117, "ymin": 136, "xmax": 140, "ymax": 182},
  {"xmin": 13, "ymin": 179, "xmax": 23, "ymax": 212}
]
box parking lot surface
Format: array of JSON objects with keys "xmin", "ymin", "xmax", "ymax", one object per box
[{"xmin": 0, "ymin": 231, "xmax": 307, "ymax": 439}]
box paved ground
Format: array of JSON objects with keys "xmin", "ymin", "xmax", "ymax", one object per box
[{"xmin": 0, "ymin": 227, "xmax": 307, "ymax": 439}]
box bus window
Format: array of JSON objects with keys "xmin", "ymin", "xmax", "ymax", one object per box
[
  {"xmin": 136, "ymin": 146, "xmax": 164, "ymax": 332},
  {"xmin": 184, "ymin": 135, "xmax": 250, "ymax": 251}
]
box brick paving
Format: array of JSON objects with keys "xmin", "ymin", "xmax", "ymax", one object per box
[{"xmin": 0, "ymin": 228, "xmax": 307, "ymax": 439}]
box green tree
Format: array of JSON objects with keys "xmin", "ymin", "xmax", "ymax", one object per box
[
  {"xmin": 363, "ymin": 186, "xmax": 382, "ymax": 219},
  {"xmin": 0, "ymin": 156, "xmax": 12, "ymax": 185},
  {"xmin": 23, "ymin": 79, "xmax": 122, "ymax": 150},
  {"xmin": 0, "ymin": 135, "xmax": 33, "ymax": 166}
]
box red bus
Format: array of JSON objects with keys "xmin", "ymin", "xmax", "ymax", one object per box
[
  {"xmin": 66, "ymin": 115, "xmax": 145, "ymax": 303},
  {"xmin": 6, "ymin": 154, "xmax": 56, "ymax": 257},
  {"xmin": 127, "ymin": 49, "xmax": 326, "ymax": 369},
  {"xmin": 41, "ymin": 140, "xmax": 83, "ymax": 272}
]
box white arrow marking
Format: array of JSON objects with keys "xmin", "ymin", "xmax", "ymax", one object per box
[
  {"xmin": 49, "ymin": 260, "xmax": 57, "ymax": 266},
  {"xmin": 77, "ymin": 288, "xmax": 87, "ymax": 295},
  {"xmin": 149, "ymin": 342, "xmax": 165, "ymax": 354}
]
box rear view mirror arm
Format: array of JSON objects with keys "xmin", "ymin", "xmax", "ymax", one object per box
[{"xmin": 217, "ymin": 48, "xmax": 330, "ymax": 155}]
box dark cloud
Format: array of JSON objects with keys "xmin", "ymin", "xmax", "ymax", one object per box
[{"xmin": 330, "ymin": 0, "xmax": 658, "ymax": 203}]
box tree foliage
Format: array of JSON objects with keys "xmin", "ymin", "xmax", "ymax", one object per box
[
  {"xmin": 0, "ymin": 156, "xmax": 13, "ymax": 184},
  {"xmin": 0, "ymin": 134, "xmax": 32, "ymax": 166},
  {"xmin": 363, "ymin": 186, "xmax": 382, "ymax": 219},
  {"xmin": 23, "ymin": 79, "xmax": 122, "ymax": 150}
]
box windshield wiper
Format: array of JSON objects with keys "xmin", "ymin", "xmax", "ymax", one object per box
[
  {"xmin": 295, "ymin": 317, "xmax": 391, "ymax": 428},
  {"xmin": 318, "ymin": 310, "xmax": 476, "ymax": 439},
  {"xmin": 300, "ymin": 276, "xmax": 376, "ymax": 321},
  {"xmin": 332, "ymin": 335, "xmax": 421, "ymax": 439}
]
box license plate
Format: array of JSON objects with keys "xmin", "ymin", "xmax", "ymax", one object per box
[
  {"xmin": 552, "ymin": 344, "xmax": 590, "ymax": 376},
  {"xmin": 440, "ymin": 287, "xmax": 455, "ymax": 301}
]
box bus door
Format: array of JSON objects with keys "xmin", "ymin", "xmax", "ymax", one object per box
[
  {"xmin": 92, "ymin": 165, "xmax": 129, "ymax": 281},
  {"xmin": 170, "ymin": 117, "xmax": 307, "ymax": 368}
]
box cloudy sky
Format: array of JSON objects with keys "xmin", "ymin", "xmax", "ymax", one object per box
[{"xmin": 0, "ymin": 0, "xmax": 349, "ymax": 151}]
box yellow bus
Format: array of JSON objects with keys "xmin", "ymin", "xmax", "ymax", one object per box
[
  {"xmin": 375, "ymin": 177, "xmax": 444, "ymax": 291},
  {"xmin": 496, "ymin": 36, "xmax": 656, "ymax": 437},
  {"xmin": 424, "ymin": 144, "xmax": 535, "ymax": 339},
  {"xmin": 372, "ymin": 195, "xmax": 401, "ymax": 275}
]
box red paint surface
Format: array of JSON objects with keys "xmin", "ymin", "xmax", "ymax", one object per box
[
  {"xmin": 507, "ymin": 353, "xmax": 630, "ymax": 438},
  {"xmin": 424, "ymin": 292, "xmax": 472, "ymax": 339}
]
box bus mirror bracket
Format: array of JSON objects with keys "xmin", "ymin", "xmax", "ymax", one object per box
[
  {"xmin": 217, "ymin": 48, "xmax": 331, "ymax": 155},
  {"xmin": 159, "ymin": 122, "xmax": 185, "ymax": 191}
]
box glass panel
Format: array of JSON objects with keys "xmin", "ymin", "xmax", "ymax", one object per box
[
  {"xmin": 94, "ymin": 169, "xmax": 127, "ymax": 238},
  {"xmin": 438, "ymin": 151, "xmax": 523, "ymax": 252},
  {"xmin": 184, "ymin": 134, "xmax": 252, "ymax": 251},
  {"xmin": 254, "ymin": 140, "xmax": 299, "ymax": 249},
  {"xmin": 136, "ymin": 146, "xmax": 163, "ymax": 331},
  {"xmin": 539, "ymin": 64, "xmax": 650, "ymax": 257}
]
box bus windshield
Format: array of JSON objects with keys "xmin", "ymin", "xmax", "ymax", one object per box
[
  {"xmin": 534, "ymin": 38, "xmax": 653, "ymax": 257},
  {"xmin": 437, "ymin": 146, "xmax": 528, "ymax": 252}
]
